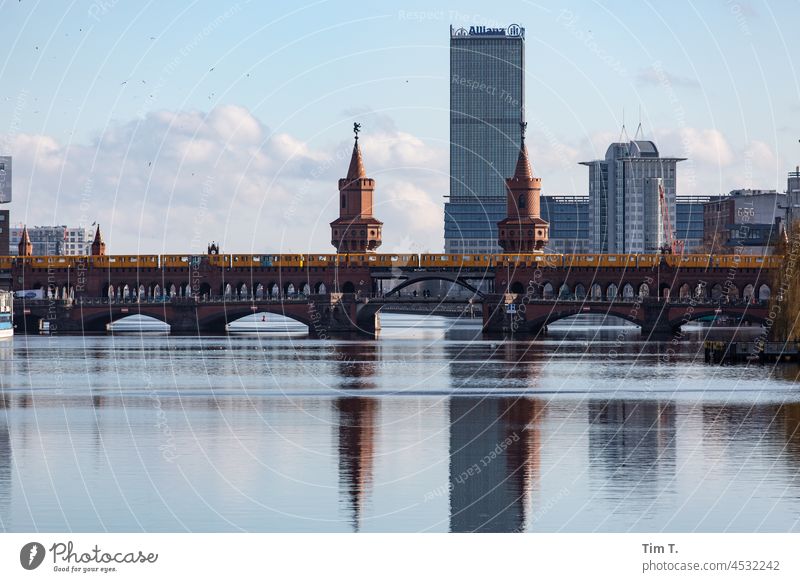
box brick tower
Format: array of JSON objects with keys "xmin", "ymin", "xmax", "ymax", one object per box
[
  {"xmin": 497, "ymin": 123, "xmax": 549, "ymax": 252},
  {"xmin": 91, "ymin": 224, "xmax": 106, "ymax": 256},
  {"xmin": 330, "ymin": 123, "xmax": 383, "ymax": 253},
  {"xmin": 18, "ymin": 225, "xmax": 32, "ymax": 256}
]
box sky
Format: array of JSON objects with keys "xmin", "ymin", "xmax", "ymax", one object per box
[{"xmin": 0, "ymin": 0, "xmax": 798, "ymax": 254}]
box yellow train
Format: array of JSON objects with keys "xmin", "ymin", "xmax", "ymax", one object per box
[{"xmin": 0, "ymin": 253, "xmax": 786, "ymax": 270}]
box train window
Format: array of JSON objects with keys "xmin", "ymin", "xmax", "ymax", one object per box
[
  {"xmin": 439, "ymin": 255, "xmax": 448, "ymax": 261},
  {"xmin": 608, "ymin": 256, "xmax": 616, "ymax": 262},
  {"xmin": 369, "ymin": 255, "xmax": 376, "ymax": 261}
]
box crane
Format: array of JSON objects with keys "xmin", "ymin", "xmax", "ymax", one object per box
[{"xmin": 658, "ymin": 181, "xmax": 684, "ymax": 255}]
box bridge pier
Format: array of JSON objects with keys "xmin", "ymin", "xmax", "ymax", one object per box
[{"xmin": 638, "ymin": 302, "xmax": 677, "ymax": 337}]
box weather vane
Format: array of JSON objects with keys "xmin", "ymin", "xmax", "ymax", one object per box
[{"xmin": 353, "ymin": 122, "xmax": 361, "ymax": 141}]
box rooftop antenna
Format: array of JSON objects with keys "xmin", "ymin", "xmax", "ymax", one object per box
[
  {"xmin": 618, "ymin": 107, "xmax": 629, "ymax": 142},
  {"xmin": 634, "ymin": 105, "xmax": 644, "ymax": 139}
]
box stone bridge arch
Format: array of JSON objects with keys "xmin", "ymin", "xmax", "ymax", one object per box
[
  {"xmin": 196, "ymin": 305, "xmax": 314, "ymax": 334},
  {"xmin": 519, "ymin": 302, "xmax": 646, "ymax": 332},
  {"xmin": 79, "ymin": 307, "xmax": 170, "ymax": 333}
]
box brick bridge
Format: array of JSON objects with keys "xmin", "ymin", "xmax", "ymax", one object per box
[{"xmin": 6, "ymin": 255, "xmax": 776, "ymax": 337}]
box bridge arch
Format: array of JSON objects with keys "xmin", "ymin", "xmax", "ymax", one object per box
[
  {"xmin": 522, "ymin": 304, "xmax": 646, "ymax": 332},
  {"xmin": 758, "ymin": 284, "xmax": 771, "ymax": 301},
  {"xmin": 668, "ymin": 306, "xmax": 765, "ymax": 330},
  {"xmin": 79, "ymin": 308, "xmax": 170, "ymax": 333},
  {"xmin": 196, "ymin": 305, "xmax": 313, "ymax": 334},
  {"xmin": 383, "ymin": 272, "xmax": 485, "ymax": 299},
  {"xmin": 509, "ymin": 281, "xmax": 525, "ymax": 294}
]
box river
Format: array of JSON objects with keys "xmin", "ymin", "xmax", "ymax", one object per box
[{"xmin": 0, "ymin": 314, "xmax": 798, "ymax": 532}]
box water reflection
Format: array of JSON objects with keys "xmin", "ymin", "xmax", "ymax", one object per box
[
  {"xmin": 449, "ymin": 397, "xmax": 542, "ymax": 532},
  {"xmin": 333, "ymin": 343, "xmax": 379, "ymax": 531},
  {"xmin": 0, "ymin": 397, "xmax": 10, "ymax": 529},
  {"xmin": 335, "ymin": 397, "xmax": 377, "ymax": 532},
  {"xmin": 588, "ymin": 401, "xmax": 676, "ymax": 516},
  {"xmin": 2, "ymin": 323, "xmax": 800, "ymax": 532}
]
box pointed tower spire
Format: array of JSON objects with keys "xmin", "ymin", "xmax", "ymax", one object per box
[
  {"xmin": 497, "ymin": 121, "xmax": 549, "ymax": 255},
  {"xmin": 91, "ymin": 224, "xmax": 106, "ymax": 256},
  {"xmin": 513, "ymin": 122, "xmax": 533, "ymax": 180},
  {"xmin": 346, "ymin": 122, "xmax": 366, "ymax": 181},
  {"xmin": 18, "ymin": 225, "xmax": 32, "ymax": 257},
  {"xmin": 330, "ymin": 123, "xmax": 383, "ymax": 255}
]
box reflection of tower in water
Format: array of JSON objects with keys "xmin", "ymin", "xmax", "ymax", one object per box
[
  {"xmin": 448, "ymin": 397, "xmax": 542, "ymax": 532},
  {"xmin": 333, "ymin": 343, "xmax": 379, "ymax": 532},
  {"xmin": 335, "ymin": 397, "xmax": 377, "ymax": 532}
]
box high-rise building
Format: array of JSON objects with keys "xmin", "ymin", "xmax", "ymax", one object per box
[
  {"xmin": 9, "ymin": 225, "xmax": 94, "ymax": 256},
  {"xmin": 0, "ymin": 156, "xmax": 11, "ymax": 256},
  {"xmin": 444, "ymin": 24, "xmax": 526, "ymax": 254},
  {"xmin": 787, "ymin": 166, "xmax": 800, "ymax": 230},
  {"xmin": 580, "ymin": 140, "xmax": 685, "ymax": 253}
]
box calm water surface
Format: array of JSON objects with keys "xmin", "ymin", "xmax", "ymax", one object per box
[{"xmin": 1, "ymin": 314, "xmax": 799, "ymax": 532}]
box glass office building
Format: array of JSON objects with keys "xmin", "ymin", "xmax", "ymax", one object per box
[
  {"xmin": 540, "ymin": 195, "xmax": 590, "ymax": 253},
  {"xmin": 444, "ymin": 24, "xmax": 525, "ymax": 253},
  {"xmin": 580, "ymin": 141, "xmax": 685, "ymax": 253}
]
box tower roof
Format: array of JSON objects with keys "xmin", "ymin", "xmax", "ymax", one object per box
[
  {"xmin": 346, "ymin": 139, "xmax": 366, "ymax": 181},
  {"xmin": 513, "ymin": 139, "xmax": 533, "ymax": 180},
  {"xmin": 19, "ymin": 225, "xmax": 30, "ymax": 245},
  {"xmin": 93, "ymin": 224, "xmax": 104, "ymax": 245}
]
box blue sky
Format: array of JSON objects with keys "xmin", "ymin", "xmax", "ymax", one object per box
[{"xmin": 1, "ymin": 0, "xmax": 798, "ymax": 253}]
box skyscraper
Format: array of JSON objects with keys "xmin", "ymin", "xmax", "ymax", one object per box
[
  {"xmin": 444, "ymin": 24, "xmax": 525, "ymax": 254},
  {"xmin": 580, "ymin": 140, "xmax": 685, "ymax": 253}
]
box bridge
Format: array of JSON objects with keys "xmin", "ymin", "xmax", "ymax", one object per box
[
  {"xmin": 2, "ymin": 130, "xmax": 779, "ymax": 338},
  {"xmin": 13, "ymin": 288, "xmax": 770, "ymax": 338}
]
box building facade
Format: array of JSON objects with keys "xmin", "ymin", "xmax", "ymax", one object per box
[
  {"xmin": 9, "ymin": 225, "xmax": 94, "ymax": 256},
  {"xmin": 786, "ymin": 167, "xmax": 800, "ymax": 230},
  {"xmin": 540, "ymin": 195, "xmax": 590, "ymax": 254},
  {"xmin": 580, "ymin": 141, "xmax": 685, "ymax": 254},
  {"xmin": 703, "ymin": 190, "xmax": 787, "ymax": 255},
  {"xmin": 444, "ymin": 24, "xmax": 525, "ymax": 254},
  {"xmin": 676, "ymin": 195, "xmax": 723, "ymax": 252},
  {"xmin": 0, "ymin": 156, "xmax": 10, "ymax": 256}
]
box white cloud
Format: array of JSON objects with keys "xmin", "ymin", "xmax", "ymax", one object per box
[{"xmin": 3, "ymin": 106, "xmax": 447, "ymax": 254}]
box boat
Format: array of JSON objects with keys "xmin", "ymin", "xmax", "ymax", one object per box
[{"xmin": 0, "ymin": 290, "xmax": 13, "ymax": 339}]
